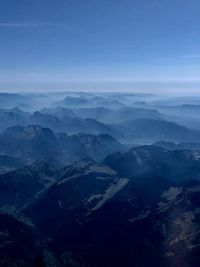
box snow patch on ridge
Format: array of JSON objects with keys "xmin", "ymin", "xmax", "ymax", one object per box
[{"xmin": 89, "ymin": 178, "xmax": 129, "ymax": 212}]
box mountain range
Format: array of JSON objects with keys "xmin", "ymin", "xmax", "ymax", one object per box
[
  {"xmin": 1, "ymin": 150, "xmax": 200, "ymax": 266},
  {"xmin": 1, "ymin": 107, "xmax": 200, "ymax": 145},
  {"xmin": 1, "ymin": 92, "xmax": 200, "ymax": 266},
  {"xmin": 0, "ymin": 125, "xmax": 124, "ymax": 165},
  {"xmin": 103, "ymin": 145, "xmax": 200, "ymax": 181}
]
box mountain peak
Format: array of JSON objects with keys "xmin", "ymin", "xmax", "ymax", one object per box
[
  {"xmin": 62, "ymin": 157, "xmax": 95, "ymax": 174},
  {"xmin": 29, "ymin": 160, "xmax": 54, "ymax": 172},
  {"xmin": 2, "ymin": 124, "xmax": 55, "ymax": 138}
]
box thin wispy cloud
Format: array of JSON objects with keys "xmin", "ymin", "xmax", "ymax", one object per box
[
  {"xmin": 0, "ymin": 21, "xmax": 73, "ymax": 30},
  {"xmin": 0, "ymin": 21, "xmax": 88, "ymax": 36},
  {"xmin": 157, "ymin": 54, "xmax": 200, "ymax": 63},
  {"xmin": 27, "ymin": 72, "xmax": 38, "ymax": 77},
  {"xmin": 0, "ymin": 22, "xmax": 41, "ymax": 28},
  {"xmin": 179, "ymin": 54, "xmax": 200, "ymax": 59}
]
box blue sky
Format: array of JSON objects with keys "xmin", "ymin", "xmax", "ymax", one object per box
[{"xmin": 0, "ymin": 0, "xmax": 200, "ymax": 92}]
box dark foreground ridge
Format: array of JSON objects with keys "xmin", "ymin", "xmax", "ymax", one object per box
[{"xmin": 1, "ymin": 147, "xmax": 200, "ymax": 266}]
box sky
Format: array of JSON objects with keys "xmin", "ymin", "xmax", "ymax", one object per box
[{"xmin": 0, "ymin": 0, "xmax": 200, "ymax": 92}]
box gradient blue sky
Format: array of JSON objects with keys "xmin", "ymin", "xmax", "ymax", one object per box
[{"xmin": 0, "ymin": 0, "xmax": 200, "ymax": 92}]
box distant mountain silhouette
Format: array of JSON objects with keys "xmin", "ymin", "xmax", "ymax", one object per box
[
  {"xmin": 120, "ymin": 119, "xmax": 200, "ymax": 143},
  {"xmin": 0, "ymin": 125, "xmax": 124, "ymax": 165}
]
